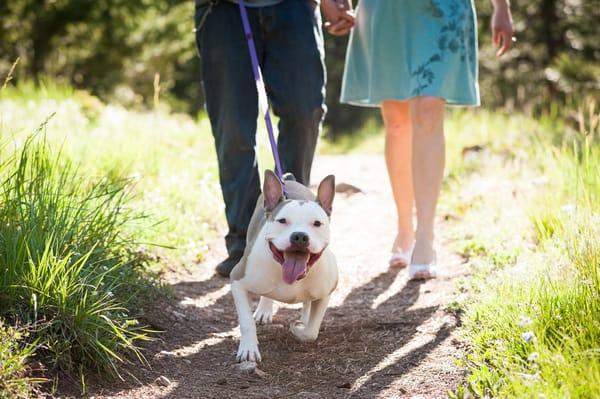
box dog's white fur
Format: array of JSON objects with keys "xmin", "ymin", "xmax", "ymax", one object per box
[{"xmin": 230, "ymin": 170, "xmax": 338, "ymax": 362}]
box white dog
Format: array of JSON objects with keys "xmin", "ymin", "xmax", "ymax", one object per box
[{"xmin": 230, "ymin": 170, "xmax": 338, "ymax": 362}]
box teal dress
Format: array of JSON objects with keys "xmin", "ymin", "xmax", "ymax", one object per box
[{"xmin": 341, "ymin": 0, "xmax": 480, "ymax": 107}]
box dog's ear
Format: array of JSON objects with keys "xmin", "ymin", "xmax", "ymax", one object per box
[
  {"xmin": 263, "ymin": 170, "xmax": 283, "ymax": 212},
  {"xmin": 317, "ymin": 175, "xmax": 335, "ymax": 217}
]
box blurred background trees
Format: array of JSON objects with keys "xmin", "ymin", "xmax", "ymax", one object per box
[{"xmin": 1, "ymin": 0, "xmax": 598, "ymax": 139}]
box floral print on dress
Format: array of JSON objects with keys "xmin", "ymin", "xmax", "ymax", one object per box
[{"xmin": 411, "ymin": 0, "xmax": 476, "ymax": 96}]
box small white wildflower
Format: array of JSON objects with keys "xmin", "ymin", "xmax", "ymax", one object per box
[
  {"xmin": 519, "ymin": 315, "xmax": 533, "ymax": 327},
  {"xmin": 527, "ymin": 352, "xmax": 539, "ymax": 362},
  {"xmin": 560, "ymin": 203, "xmax": 576, "ymax": 213},
  {"xmin": 522, "ymin": 331, "xmax": 535, "ymax": 343},
  {"xmin": 519, "ymin": 371, "xmax": 541, "ymax": 381}
]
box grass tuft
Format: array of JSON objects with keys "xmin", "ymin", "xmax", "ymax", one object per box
[{"xmin": 0, "ymin": 134, "xmax": 154, "ymax": 379}]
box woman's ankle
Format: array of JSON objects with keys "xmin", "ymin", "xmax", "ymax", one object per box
[
  {"xmin": 411, "ymin": 238, "xmax": 435, "ymax": 264},
  {"xmin": 392, "ymin": 232, "xmax": 414, "ymax": 252}
]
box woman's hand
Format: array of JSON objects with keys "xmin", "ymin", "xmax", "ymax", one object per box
[
  {"xmin": 322, "ymin": 0, "xmax": 355, "ymax": 36},
  {"xmin": 491, "ymin": 1, "xmax": 514, "ymax": 57}
]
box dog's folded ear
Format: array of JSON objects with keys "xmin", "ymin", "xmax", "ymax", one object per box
[
  {"xmin": 317, "ymin": 175, "xmax": 335, "ymax": 217},
  {"xmin": 263, "ymin": 170, "xmax": 284, "ymax": 212}
]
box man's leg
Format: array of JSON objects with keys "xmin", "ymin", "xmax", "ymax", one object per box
[
  {"xmin": 197, "ymin": 2, "xmax": 262, "ymax": 276},
  {"xmin": 261, "ymin": 0, "xmax": 326, "ymax": 185}
]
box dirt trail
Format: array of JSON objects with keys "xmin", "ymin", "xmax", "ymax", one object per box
[{"xmin": 77, "ymin": 155, "xmax": 469, "ymax": 399}]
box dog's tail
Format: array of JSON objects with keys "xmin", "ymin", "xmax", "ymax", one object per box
[{"xmin": 282, "ymin": 173, "xmax": 296, "ymax": 182}]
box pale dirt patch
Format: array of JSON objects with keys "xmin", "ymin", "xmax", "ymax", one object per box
[{"xmin": 58, "ymin": 155, "xmax": 471, "ymax": 399}]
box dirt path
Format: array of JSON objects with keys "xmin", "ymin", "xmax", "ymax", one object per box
[{"xmin": 79, "ymin": 155, "xmax": 468, "ymax": 399}]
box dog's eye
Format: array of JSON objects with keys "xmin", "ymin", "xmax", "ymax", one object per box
[
  {"xmin": 277, "ymin": 218, "xmax": 287, "ymax": 224},
  {"xmin": 313, "ymin": 220, "xmax": 322, "ymax": 227}
]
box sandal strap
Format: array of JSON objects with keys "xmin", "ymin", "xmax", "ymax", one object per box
[{"xmin": 408, "ymin": 263, "xmax": 437, "ymax": 280}]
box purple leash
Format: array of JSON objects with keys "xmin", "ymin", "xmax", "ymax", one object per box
[{"xmin": 238, "ymin": 0, "xmax": 286, "ymax": 191}]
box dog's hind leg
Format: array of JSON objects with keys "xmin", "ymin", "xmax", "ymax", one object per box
[
  {"xmin": 301, "ymin": 301, "xmax": 311, "ymax": 325},
  {"xmin": 231, "ymin": 281, "xmax": 261, "ymax": 362},
  {"xmin": 291, "ymin": 295, "xmax": 330, "ymax": 342},
  {"xmin": 253, "ymin": 296, "xmax": 273, "ymax": 325}
]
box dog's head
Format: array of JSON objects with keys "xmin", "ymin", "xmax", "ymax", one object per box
[{"xmin": 263, "ymin": 170, "xmax": 335, "ymax": 285}]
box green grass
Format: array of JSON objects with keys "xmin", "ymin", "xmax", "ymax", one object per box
[
  {"xmin": 1, "ymin": 80, "xmax": 223, "ymax": 263},
  {"xmin": 0, "ymin": 322, "xmax": 41, "ymax": 398},
  {"xmin": 0, "ymin": 134, "xmax": 155, "ymax": 379},
  {"xmin": 0, "ymin": 80, "xmax": 216, "ymax": 392},
  {"xmin": 447, "ymin": 99, "xmax": 600, "ymax": 398}
]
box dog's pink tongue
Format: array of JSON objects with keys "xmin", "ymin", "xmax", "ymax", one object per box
[{"xmin": 282, "ymin": 252, "xmax": 310, "ymax": 285}]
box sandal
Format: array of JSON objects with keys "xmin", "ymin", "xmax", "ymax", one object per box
[
  {"xmin": 389, "ymin": 248, "xmax": 412, "ymax": 269},
  {"xmin": 408, "ymin": 251, "xmax": 437, "ymax": 280}
]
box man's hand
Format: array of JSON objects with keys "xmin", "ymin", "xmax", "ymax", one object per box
[
  {"xmin": 322, "ymin": 0, "xmax": 355, "ymax": 36},
  {"xmin": 491, "ymin": 2, "xmax": 514, "ymax": 57}
]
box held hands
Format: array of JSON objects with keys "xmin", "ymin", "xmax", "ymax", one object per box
[
  {"xmin": 491, "ymin": 3, "xmax": 514, "ymax": 57},
  {"xmin": 322, "ymin": 0, "xmax": 354, "ymax": 36}
]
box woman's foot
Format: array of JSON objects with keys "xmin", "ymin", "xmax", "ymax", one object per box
[
  {"xmin": 389, "ymin": 235, "xmax": 414, "ymax": 269},
  {"xmin": 389, "ymin": 248, "xmax": 412, "ymax": 269},
  {"xmin": 408, "ymin": 262, "xmax": 437, "ymax": 280},
  {"xmin": 409, "ymin": 239, "xmax": 437, "ymax": 280}
]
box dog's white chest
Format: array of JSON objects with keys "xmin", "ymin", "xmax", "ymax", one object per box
[{"xmin": 266, "ymin": 277, "xmax": 325, "ymax": 304}]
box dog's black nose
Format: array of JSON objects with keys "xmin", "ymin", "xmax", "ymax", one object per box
[{"xmin": 290, "ymin": 232, "xmax": 309, "ymax": 248}]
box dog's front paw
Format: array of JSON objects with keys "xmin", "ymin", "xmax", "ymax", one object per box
[
  {"xmin": 253, "ymin": 308, "xmax": 273, "ymax": 325},
  {"xmin": 290, "ymin": 322, "xmax": 318, "ymax": 342},
  {"xmin": 236, "ymin": 338, "xmax": 261, "ymax": 363}
]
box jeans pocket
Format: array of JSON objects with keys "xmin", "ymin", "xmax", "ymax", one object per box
[{"xmin": 305, "ymin": 0, "xmax": 322, "ymax": 26}]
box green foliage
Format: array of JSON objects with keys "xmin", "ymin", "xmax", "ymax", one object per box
[
  {"xmin": 4, "ymin": 0, "xmax": 597, "ymax": 136},
  {"xmin": 459, "ymin": 226, "xmax": 600, "ymax": 397},
  {"xmin": 0, "ymin": 134, "xmax": 154, "ymax": 377},
  {"xmin": 0, "ymin": 0, "xmax": 199, "ymax": 113},
  {"xmin": 477, "ymin": 0, "xmax": 600, "ymax": 110},
  {"xmin": 0, "ymin": 322, "xmax": 40, "ymax": 398},
  {"xmin": 1, "ymin": 80, "xmax": 223, "ymax": 258},
  {"xmin": 453, "ymin": 99, "xmax": 600, "ymax": 397}
]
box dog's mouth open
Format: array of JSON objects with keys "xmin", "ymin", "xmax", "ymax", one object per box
[{"xmin": 269, "ymin": 241, "xmax": 323, "ymax": 284}]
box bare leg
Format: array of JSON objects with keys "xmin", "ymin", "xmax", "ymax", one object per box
[
  {"xmin": 253, "ymin": 296, "xmax": 273, "ymax": 325},
  {"xmin": 231, "ymin": 281, "xmax": 261, "ymax": 362},
  {"xmin": 381, "ymin": 100, "xmax": 415, "ymax": 256},
  {"xmin": 410, "ymin": 97, "xmax": 446, "ymax": 265},
  {"xmin": 290, "ymin": 296, "xmax": 330, "ymax": 342}
]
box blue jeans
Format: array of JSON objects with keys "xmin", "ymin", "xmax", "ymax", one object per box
[{"xmin": 195, "ymin": 0, "xmax": 326, "ymax": 258}]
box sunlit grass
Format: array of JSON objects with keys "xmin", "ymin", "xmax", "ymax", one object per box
[
  {"xmin": 1, "ymin": 81, "xmax": 223, "ymax": 263},
  {"xmin": 450, "ymin": 99, "xmax": 600, "ymax": 397},
  {"xmin": 0, "ymin": 322, "xmax": 41, "ymax": 398},
  {"xmin": 0, "ymin": 135, "xmax": 155, "ymax": 381}
]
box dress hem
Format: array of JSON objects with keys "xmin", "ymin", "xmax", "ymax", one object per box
[{"xmin": 340, "ymin": 94, "xmax": 481, "ymax": 108}]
